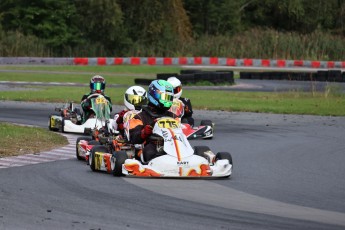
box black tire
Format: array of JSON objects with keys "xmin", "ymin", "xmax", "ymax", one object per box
[
  {"xmin": 88, "ymin": 140, "xmax": 101, "ymax": 146},
  {"xmin": 134, "ymin": 78, "xmax": 153, "ymax": 85},
  {"xmin": 156, "ymin": 73, "xmax": 179, "ymax": 80},
  {"xmin": 75, "ymin": 136, "xmax": 92, "ymax": 160},
  {"xmin": 216, "ymin": 152, "xmax": 233, "ymax": 165},
  {"xmin": 193, "ymin": 146, "xmax": 211, "ymax": 159},
  {"xmin": 200, "ymin": 120, "xmax": 213, "ymax": 127},
  {"xmin": 112, "ymin": 151, "xmax": 128, "ymax": 177},
  {"xmin": 89, "ymin": 145, "xmax": 108, "ymax": 171}
]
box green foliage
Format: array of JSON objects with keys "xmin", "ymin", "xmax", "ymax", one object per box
[
  {"xmin": 0, "ymin": 0, "xmax": 81, "ymax": 52},
  {"xmin": 74, "ymin": 0, "xmax": 129, "ymax": 56},
  {"xmin": 0, "ymin": 0, "xmax": 345, "ymax": 57},
  {"xmin": 184, "ymin": 0, "xmax": 244, "ymax": 36}
]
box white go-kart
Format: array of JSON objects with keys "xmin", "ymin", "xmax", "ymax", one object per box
[
  {"xmin": 113, "ymin": 117, "xmax": 232, "ymax": 178},
  {"xmin": 49, "ymin": 94, "xmax": 114, "ymax": 134}
]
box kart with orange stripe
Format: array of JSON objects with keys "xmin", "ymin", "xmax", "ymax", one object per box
[
  {"xmin": 120, "ymin": 117, "xmax": 232, "ymax": 178},
  {"xmin": 76, "ymin": 110, "xmax": 140, "ymax": 162},
  {"xmin": 82, "ymin": 110, "xmax": 142, "ymax": 175},
  {"xmin": 169, "ymin": 98, "xmax": 214, "ymax": 140}
]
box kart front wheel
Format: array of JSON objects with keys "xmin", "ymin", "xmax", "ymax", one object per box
[
  {"xmin": 75, "ymin": 137, "xmax": 92, "ymax": 161},
  {"xmin": 216, "ymin": 152, "xmax": 233, "ymax": 165},
  {"xmin": 112, "ymin": 151, "xmax": 128, "ymax": 177},
  {"xmin": 89, "ymin": 145, "xmax": 108, "ymax": 171}
]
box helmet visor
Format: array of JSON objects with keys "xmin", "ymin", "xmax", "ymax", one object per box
[
  {"xmin": 173, "ymin": 86, "xmax": 182, "ymax": 95},
  {"xmin": 156, "ymin": 91, "xmax": 173, "ymax": 108},
  {"xmin": 91, "ymin": 82, "xmax": 105, "ymax": 91},
  {"xmin": 159, "ymin": 92, "xmax": 173, "ymax": 102},
  {"xmin": 125, "ymin": 94, "xmax": 148, "ymax": 106}
]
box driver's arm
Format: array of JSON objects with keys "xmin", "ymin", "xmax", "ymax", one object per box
[
  {"xmin": 128, "ymin": 118, "xmax": 145, "ymax": 144},
  {"xmin": 182, "ymin": 98, "xmax": 193, "ymax": 117},
  {"xmin": 81, "ymin": 98, "xmax": 91, "ymax": 110}
]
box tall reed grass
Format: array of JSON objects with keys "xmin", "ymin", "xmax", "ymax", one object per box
[{"xmin": 1, "ymin": 28, "xmax": 344, "ymax": 60}]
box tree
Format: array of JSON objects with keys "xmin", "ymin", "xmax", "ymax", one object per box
[
  {"xmin": 74, "ymin": 0, "xmax": 129, "ymax": 55},
  {"xmin": 183, "ymin": 0, "xmax": 246, "ymax": 36},
  {"xmin": 0, "ymin": 0, "xmax": 81, "ymax": 51},
  {"xmin": 120, "ymin": 0, "xmax": 192, "ymax": 53},
  {"xmin": 243, "ymin": 0, "xmax": 343, "ymax": 34}
]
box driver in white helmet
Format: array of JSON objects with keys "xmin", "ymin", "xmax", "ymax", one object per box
[
  {"xmin": 113, "ymin": 86, "xmax": 148, "ymax": 138},
  {"xmin": 167, "ymin": 76, "xmax": 194, "ymax": 126}
]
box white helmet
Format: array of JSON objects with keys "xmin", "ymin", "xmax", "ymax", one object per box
[
  {"xmin": 124, "ymin": 86, "xmax": 148, "ymax": 110},
  {"xmin": 167, "ymin": 76, "xmax": 182, "ymax": 99}
]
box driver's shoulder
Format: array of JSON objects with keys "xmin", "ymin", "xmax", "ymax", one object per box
[
  {"xmin": 104, "ymin": 94, "xmax": 112, "ymax": 101},
  {"xmin": 81, "ymin": 93, "xmax": 90, "ymax": 100}
]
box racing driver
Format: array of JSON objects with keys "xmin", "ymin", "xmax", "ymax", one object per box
[
  {"xmin": 81, "ymin": 75, "xmax": 112, "ymax": 122},
  {"xmin": 128, "ymin": 79, "xmax": 175, "ymax": 162},
  {"xmin": 167, "ymin": 76, "xmax": 194, "ymax": 126}
]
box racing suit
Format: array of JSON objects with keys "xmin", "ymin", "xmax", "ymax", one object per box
[
  {"xmin": 81, "ymin": 92, "xmax": 112, "ymax": 122},
  {"xmin": 180, "ymin": 97, "xmax": 194, "ymax": 126},
  {"xmin": 128, "ymin": 105, "xmax": 175, "ymax": 162},
  {"xmin": 113, "ymin": 109, "xmax": 140, "ymax": 139}
]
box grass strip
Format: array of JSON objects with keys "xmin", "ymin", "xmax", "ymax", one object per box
[
  {"xmin": 1, "ymin": 86, "xmax": 345, "ymax": 116},
  {"xmin": 0, "ymin": 65, "xmax": 344, "ymax": 116},
  {"xmin": 0, "ymin": 122, "xmax": 68, "ymax": 157}
]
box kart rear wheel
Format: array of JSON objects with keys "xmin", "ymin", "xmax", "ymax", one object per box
[
  {"xmin": 89, "ymin": 146, "xmax": 108, "ymax": 171},
  {"xmin": 112, "ymin": 151, "xmax": 128, "ymax": 177},
  {"xmin": 194, "ymin": 146, "xmax": 211, "ymax": 161},
  {"xmin": 48, "ymin": 115, "xmax": 59, "ymax": 131},
  {"xmin": 75, "ymin": 137, "xmax": 92, "ymax": 161},
  {"xmin": 216, "ymin": 152, "xmax": 233, "ymax": 165}
]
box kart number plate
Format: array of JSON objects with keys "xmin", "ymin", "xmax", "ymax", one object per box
[
  {"xmin": 95, "ymin": 97, "xmax": 106, "ymax": 104},
  {"xmin": 157, "ymin": 118, "xmax": 180, "ymax": 129}
]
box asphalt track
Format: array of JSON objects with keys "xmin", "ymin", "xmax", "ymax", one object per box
[{"xmin": 0, "ymin": 97, "xmax": 345, "ymax": 230}]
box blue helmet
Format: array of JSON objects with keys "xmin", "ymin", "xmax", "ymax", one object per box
[{"xmin": 148, "ymin": 80, "xmax": 174, "ymax": 111}]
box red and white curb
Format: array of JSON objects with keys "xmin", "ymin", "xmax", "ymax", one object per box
[
  {"xmin": 0, "ymin": 57, "xmax": 344, "ymax": 69},
  {"xmin": 0, "ymin": 134, "xmax": 77, "ymax": 169}
]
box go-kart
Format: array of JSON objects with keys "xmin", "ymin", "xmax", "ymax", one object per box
[
  {"xmin": 77, "ymin": 110, "xmax": 141, "ymax": 172},
  {"xmin": 48, "ymin": 94, "xmax": 114, "ymax": 134},
  {"xmin": 75, "ymin": 124, "xmax": 113, "ymax": 162},
  {"xmin": 169, "ymin": 98, "xmax": 214, "ymax": 139},
  {"xmin": 118, "ymin": 117, "xmax": 232, "ymax": 178}
]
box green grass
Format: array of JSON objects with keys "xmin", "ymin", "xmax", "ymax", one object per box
[
  {"xmin": 0, "ymin": 122, "xmax": 68, "ymax": 157},
  {"xmin": 0, "ymin": 65, "xmax": 344, "ymax": 116},
  {"xmin": 0, "ymin": 86, "xmax": 128, "ymax": 105},
  {"xmin": 1, "ymin": 85, "xmax": 345, "ymax": 116},
  {"xmin": 183, "ymin": 90, "xmax": 345, "ymax": 116}
]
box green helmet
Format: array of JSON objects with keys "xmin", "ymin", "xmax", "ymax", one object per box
[{"xmin": 147, "ymin": 80, "xmax": 174, "ymax": 111}]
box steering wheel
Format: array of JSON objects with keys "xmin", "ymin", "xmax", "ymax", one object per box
[{"xmin": 87, "ymin": 93, "xmax": 103, "ymax": 100}]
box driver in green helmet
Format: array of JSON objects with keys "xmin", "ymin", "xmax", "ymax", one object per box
[{"xmin": 128, "ymin": 79, "xmax": 175, "ymax": 162}]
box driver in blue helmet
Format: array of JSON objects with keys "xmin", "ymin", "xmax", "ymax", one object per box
[
  {"xmin": 81, "ymin": 75, "xmax": 112, "ymax": 122},
  {"xmin": 128, "ymin": 79, "xmax": 175, "ymax": 162}
]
